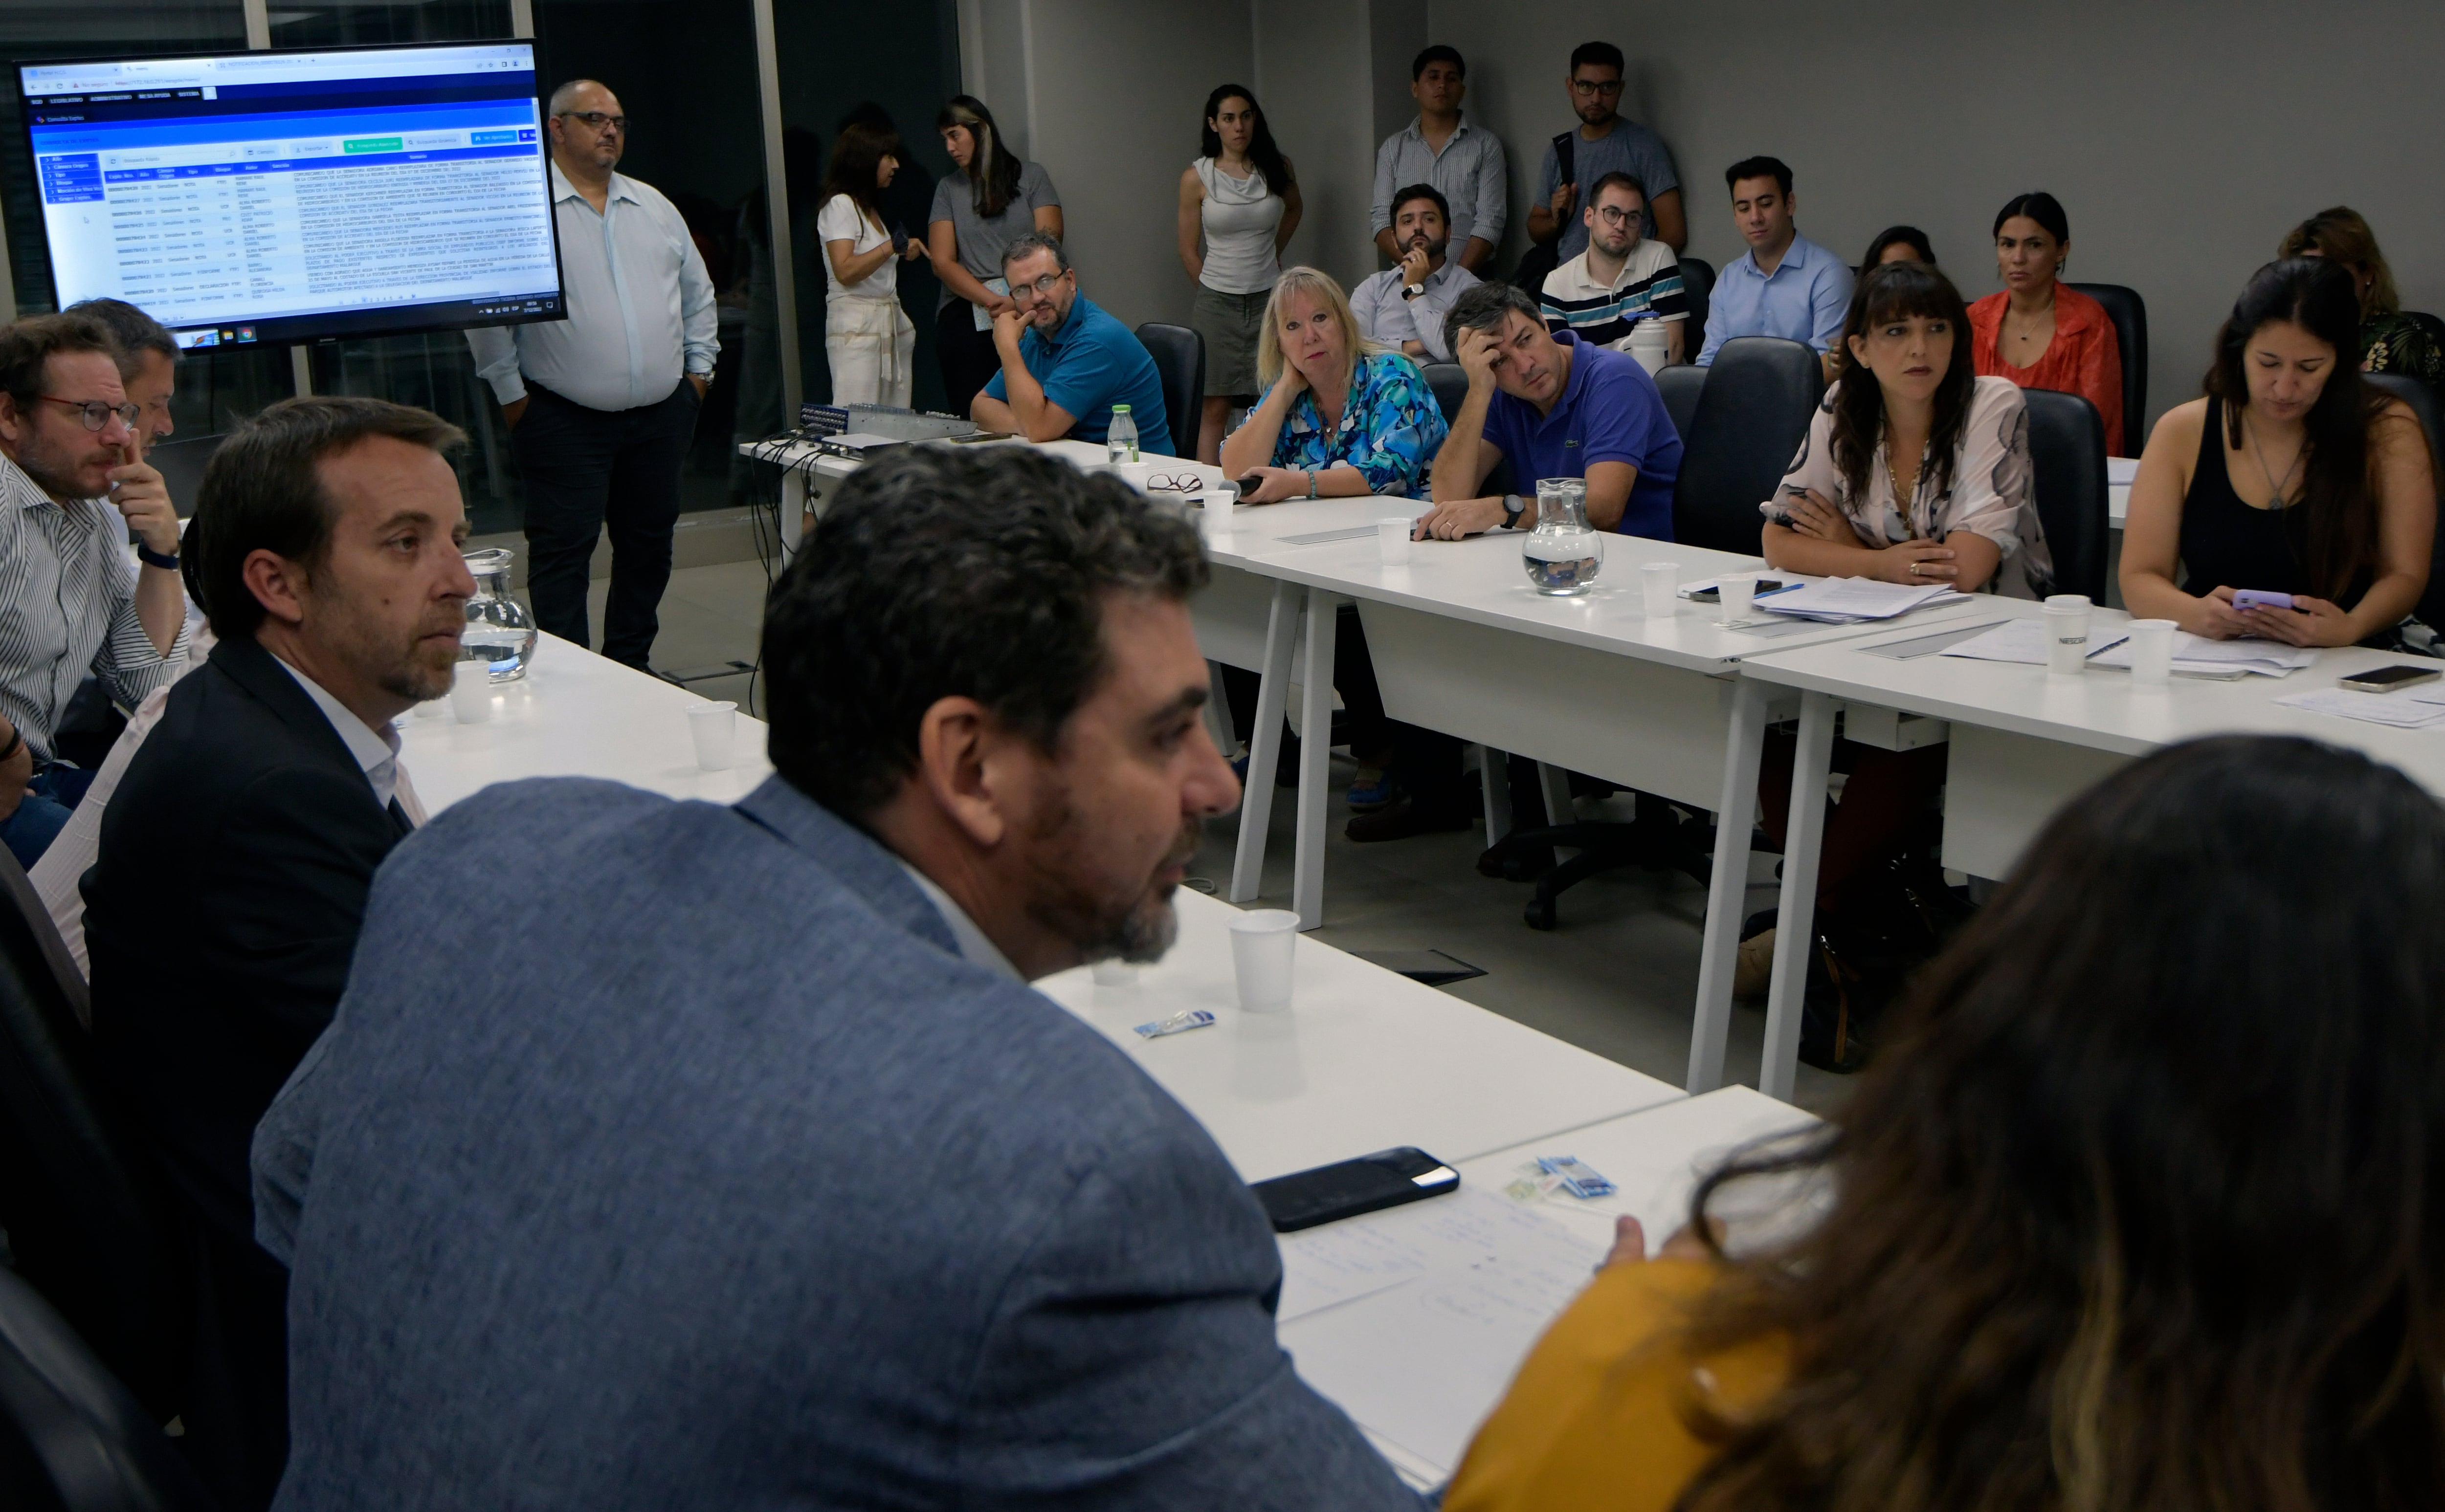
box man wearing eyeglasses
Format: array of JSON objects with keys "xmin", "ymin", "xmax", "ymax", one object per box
[
  {"xmin": 1525, "ymin": 42, "xmax": 1685, "ymax": 268},
  {"xmin": 972, "ymin": 232, "xmax": 1175, "ymax": 457},
  {"xmin": 0, "ymin": 313, "xmax": 190, "ymax": 868},
  {"xmin": 466, "ymin": 77, "xmax": 717, "ymax": 672},
  {"xmin": 1539, "ymin": 172, "xmax": 1687, "ymax": 363}
]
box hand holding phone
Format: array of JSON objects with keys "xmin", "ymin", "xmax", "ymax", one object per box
[{"xmin": 2231, "ymin": 589, "xmax": 2296, "ymax": 613}]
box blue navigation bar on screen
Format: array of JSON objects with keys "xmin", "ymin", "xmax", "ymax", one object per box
[
  {"xmin": 28, "ymin": 100, "xmax": 534, "ymax": 153},
  {"xmin": 92, "ymin": 142, "xmax": 538, "ymax": 184}
]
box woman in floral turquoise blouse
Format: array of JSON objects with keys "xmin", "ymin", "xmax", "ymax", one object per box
[{"xmin": 1221, "ymin": 265, "xmax": 1449, "ymax": 500}]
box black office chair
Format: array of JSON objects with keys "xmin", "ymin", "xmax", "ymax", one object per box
[
  {"xmin": 2068, "ymin": 283, "xmax": 2147, "ymax": 455},
  {"xmin": 1132, "ymin": 323, "xmax": 1204, "ymax": 458},
  {"xmin": 140, "ymin": 436, "xmax": 222, "ymax": 520},
  {"xmin": 1421, "ymin": 362, "xmax": 1468, "ymax": 426},
  {"xmin": 1676, "ymin": 256, "xmax": 1714, "ymax": 360},
  {"xmin": 2021, "ymin": 388, "xmax": 2110, "ymax": 602},
  {"xmin": 0, "ymin": 844, "xmax": 185, "ymax": 1421},
  {"xmin": 1670, "ymin": 336, "xmax": 1824, "ymax": 555},
  {"xmin": 2365, "ymin": 373, "xmax": 2445, "ymax": 635},
  {"xmin": 0, "ymin": 1266, "xmax": 215, "ymax": 1512},
  {"xmin": 1655, "ymin": 364, "xmax": 1706, "ymax": 444}
]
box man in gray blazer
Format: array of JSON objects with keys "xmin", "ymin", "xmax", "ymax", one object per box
[{"xmin": 252, "ymin": 446, "xmax": 1424, "ymax": 1509}]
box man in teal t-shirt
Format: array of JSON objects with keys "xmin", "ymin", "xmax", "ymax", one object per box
[{"xmin": 974, "ymin": 233, "xmax": 1176, "ymax": 457}]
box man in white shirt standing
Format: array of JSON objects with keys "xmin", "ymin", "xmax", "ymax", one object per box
[
  {"xmin": 1539, "ymin": 172, "xmax": 1687, "ymax": 363},
  {"xmin": 1369, "ymin": 47, "xmax": 1505, "ymax": 275},
  {"xmin": 1351, "ymin": 185, "xmax": 1482, "ymax": 365},
  {"xmin": 467, "ymin": 78, "xmax": 716, "ymax": 671}
]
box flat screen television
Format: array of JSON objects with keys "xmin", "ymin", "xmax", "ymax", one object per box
[{"xmin": 17, "ymin": 40, "xmax": 565, "ymax": 350}]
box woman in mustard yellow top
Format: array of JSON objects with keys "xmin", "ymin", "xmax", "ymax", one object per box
[{"xmin": 1448, "ymin": 734, "xmax": 2445, "ymax": 1512}]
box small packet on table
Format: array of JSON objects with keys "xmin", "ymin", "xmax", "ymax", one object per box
[{"xmin": 1133, "ymin": 1009, "xmax": 1215, "ymax": 1039}]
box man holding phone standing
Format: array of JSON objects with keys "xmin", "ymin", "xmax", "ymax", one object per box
[{"xmin": 0, "ymin": 313, "xmax": 190, "ymax": 866}]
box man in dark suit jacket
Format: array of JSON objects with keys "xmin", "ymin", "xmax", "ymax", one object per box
[
  {"xmin": 87, "ymin": 396, "xmax": 476, "ymax": 1507},
  {"xmin": 252, "ymin": 447, "xmax": 1426, "ymax": 1509}
]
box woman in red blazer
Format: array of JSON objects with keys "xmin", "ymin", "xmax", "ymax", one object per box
[{"xmin": 1967, "ymin": 192, "xmax": 2126, "ymax": 455}]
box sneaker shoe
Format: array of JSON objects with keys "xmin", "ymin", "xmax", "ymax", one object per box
[
  {"xmin": 1734, "ymin": 926, "xmax": 1776, "ymax": 999},
  {"xmin": 1345, "ymin": 796, "xmax": 1474, "ymax": 843},
  {"xmin": 1346, "ymin": 767, "xmax": 1396, "ymax": 812}
]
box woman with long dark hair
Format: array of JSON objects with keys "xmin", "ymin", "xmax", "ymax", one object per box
[
  {"xmin": 1966, "ymin": 192, "xmax": 2125, "ymax": 454},
  {"xmin": 1177, "ymin": 85, "xmax": 1301, "ymax": 461},
  {"xmin": 1859, "ymin": 224, "xmax": 1934, "ymax": 268},
  {"xmin": 2122, "ymin": 256, "xmax": 2432, "ymax": 645},
  {"xmin": 817, "ymin": 120, "xmax": 928, "ymax": 406},
  {"xmin": 1449, "ymin": 733, "xmax": 2445, "ymax": 1512},
  {"xmin": 926, "ymin": 96, "xmax": 1063, "ymax": 415},
  {"xmin": 1762, "ymin": 259, "xmax": 2053, "ymax": 599}
]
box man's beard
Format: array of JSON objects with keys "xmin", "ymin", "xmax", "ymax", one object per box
[
  {"xmin": 1022, "ymin": 795, "xmax": 1203, "ymax": 966},
  {"xmin": 311, "ymin": 574, "xmax": 462, "ymax": 707},
  {"xmin": 12, "ymin": 429, "xmax": 94, "ymax": 501},
  {"xmin": 1408, "ymin": 235, "xmax": 1448, "ymax": 262}
]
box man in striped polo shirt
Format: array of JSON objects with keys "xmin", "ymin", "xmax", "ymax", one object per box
[{"xmin": 1538, "ymin": 172, "xmax": 1688, "ymax": 363}]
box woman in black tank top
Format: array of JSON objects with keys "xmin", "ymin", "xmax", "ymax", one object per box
[{"xmin": 2121, "ymin": 258, "xmax": 2432, "ymax": 648}]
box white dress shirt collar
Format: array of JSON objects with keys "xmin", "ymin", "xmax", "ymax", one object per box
[
  {"xmin": 548, "ymin": 159, "xmax": 642, "ymax": 210},
  {"xmin": 270, "ymin": 655, "xmax": 408, "ymax": 816},
  {"xmin": 895, "ymin": 859, "xmax": 1022, "ymax": 982}
]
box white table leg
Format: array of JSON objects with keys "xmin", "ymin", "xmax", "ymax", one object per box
[
  {"xmin": 1687, "ymin": 677, "xmax": 1770, "ymax": 1094},
  {"xmin": 1536, "ymin": 763, "xmax": 1574, "ymax": 830},
  {"xmin": 1478, "ymin": 746, "xmax": 1513, "ymax": 841},
  {"xmin": 1229, "ymin": 581, "xmax": 1301, "ymax": 903},
  {"xmin": 1759, "ymin": 691, "xmax": 1837, "ymax": 1102},
  {"xmin": 1204, "ymin": 661, "xmax": 1239, "ymax": 758},
  {"xmin": 779, "ymin": 467, "xmax": 808, "ymax": 561},
  {"xmin": 1292, "ymin": 591, "xmax": 1341, "ymax": 930}
]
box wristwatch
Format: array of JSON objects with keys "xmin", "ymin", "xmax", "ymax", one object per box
[
  {"xmin": 1400, "ymin": 282, "xmax": 1425, "ymax": 301},
  {"xmin": 1501, "ymin": 494, "xmax": 1527, "ymax": 528},
  {"xmin": 136, "ymin": 543, "xmax": 179, "ymax": 571}
]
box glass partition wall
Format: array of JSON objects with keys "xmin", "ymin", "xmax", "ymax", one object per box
[{"xmin": 1, "ymin": 0, "xmax": 964, "ymax": 534}]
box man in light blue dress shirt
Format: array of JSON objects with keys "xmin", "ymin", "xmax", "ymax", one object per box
[
  {"xmin": 467, "ymin": 79, "xmax": 716, "ymax": 670},
  {"xmin": 1693, "ymin": 155, "xmax": 1853, "ymax": 377}
]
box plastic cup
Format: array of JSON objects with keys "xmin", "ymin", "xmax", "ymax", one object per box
[
  {"xmin": 1109, "ymin": 461, "xmax": 1154, "ymax": 495},
  {"xmin": 450, "ymin": 659, "xmax": 493, "ymax": 723},
  {"xmin": 688, "ymin": 701, "xmax": 738, "ymax": 771},
  {"xmin": 1227, "ymin": 908, "xmax": 1300, "ymax": 1012},
  {"xmin": 1090, "ymin": 960, "xmax": 1138, "ymax": 986},
  {"xmin": 1642, "ymin": 561, "xmax": 1678, "ymax": 619},
  {"xmin": 1717, "ymin": 575, "xmax": 1756, "ymax": 626},
  {"xmin": 2043, "ymin": 593, "xmax": 2093, "ymax": 676},
  {"xmin": 2126, "ymin": 617, "xmax": 2177, "ymax": 688},
  {"xmin": 1377, "ymin": 516, "xmax": 1414, "ymax": 566}
]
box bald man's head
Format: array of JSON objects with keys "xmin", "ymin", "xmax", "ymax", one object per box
[{"xmin": 546, "ymin": 79, "xmax": 625, "ymax": 174}]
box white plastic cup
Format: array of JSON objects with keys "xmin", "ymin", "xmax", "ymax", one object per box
[
  {"xmin": 1226, "ymin": 908, "xmax": 1300, "ymax": 1012},
  {"xmin": 1717, "ymin": 575, "xmax": 1756, "ymax": 626},
  {"xmin": 2043, "ymin": 593, "xmax": 2093, "ymax": 676},
  {"xmin": 688, "ymin": 701, "xmax": 738, "ymax": 771},
  {"xmin": 1110, "ymin": 461, "xmax": 1154, "ymax": 495},
  {"xmin": 1642, "ymin": 561, "xmax": 1678, "ymax": 619},
  {"xmin": 450, "ymin": 659, "xmax": 493, "ymax": 723},
  {"xmin": 2126, "ymin": 617, "xmax": 2177, "ymax": 688},
  {"xmin": 1377, "ymin": 516, "xmax": 1414, "ymax": 565},
  {"xmin": 1090, "ymin": 960, "xmax": 1138, "ymax": 986}
]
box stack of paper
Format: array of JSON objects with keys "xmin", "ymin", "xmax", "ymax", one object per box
[
  {"xmin": 1757, "ymin": 577, "xmax": 1966, "ymax": 623},
  {"xmin": 1938, "ymin": 617, "xmax": 2130, "ymax": 666},
  {"xmin": 2275, "ymin": 685, "xmax": 2445, "ymax": 729},
  {"xmin": 2088, "ymin": 633, "xmax": 2317, "ymax": 679}
]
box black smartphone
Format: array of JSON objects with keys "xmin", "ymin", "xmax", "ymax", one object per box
[
  {"xmin": 1235, "ymin": 473, "xmax": 1264, "ymax": 492},
  {"xmin": 2339, "ymin": 664, "xmax": 2445, "ymax": 692},
  {"xmin": 1690, "ymin": 578, "xmax": 1785, "ymax": 604},
  {"xmin": 1250, "ymin": 1146, "xmax": 1459, "ymax": 1232}
]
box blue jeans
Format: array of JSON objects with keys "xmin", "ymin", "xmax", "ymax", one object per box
[{"xmin": 1, "ymin": 764, "xmax": 96, "ymax": 871}]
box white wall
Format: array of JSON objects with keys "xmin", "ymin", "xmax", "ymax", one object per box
[
  {"xmin": 1432, "ymin": 0, "xmax": 2445, "ymax": 433},
  {"xmin": 1253, "ymin": 0, "xmax": 1377, "ymax": 290}
]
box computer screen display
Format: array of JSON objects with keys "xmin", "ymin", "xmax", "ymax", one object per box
[{"xmin": 18, "ymin": 41, "xmax": 564, "ymax": 348}]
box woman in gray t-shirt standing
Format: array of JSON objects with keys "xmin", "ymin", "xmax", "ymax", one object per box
[
  {"xmin": 1178, "ymin": 85, "xmax": 1301, "ymax": 461},
  {"xmin": 928, "ymin": 96, "xmax": 1063, "ymax": 416}
]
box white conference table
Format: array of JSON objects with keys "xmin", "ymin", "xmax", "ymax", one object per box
[
  {"xmin": 1731, "ymin": 596, "xmax": 2445, "ymax": 1097},
  {"xmin": 1272, "ymin": 1085, "xmax": 1818, "ymax": 1485}
]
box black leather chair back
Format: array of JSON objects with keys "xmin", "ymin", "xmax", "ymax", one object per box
[
  {"xmin": 2068, "ymin": 283, "xmax": 2147, "ymax": 454},
  {"xmin": 1422, "ymin": 362, "xmax": 1467, "ymax": 426},
  {"xmin": 140, "ymin": 436, "xmax": 221, "ymax": 520},
  {"xmin": 1132, "ymin": 323, "xmax": 1203, "ymax": 458},
  {"xmin": 0, "ymin": 846, "xmax": 182, "ymax": 1419},
  {"xmin": 1655, "ymin": 365, "xmax": 1706, "ymax": 444},
  {"xmin": 0, "ymin": 1266, "xmax": 214, "ymax": 1511},
  {"xmin": 2020, "ymin": 388, "xmax": 2110, "ymax": 601},
  {"xmin": 2365, "ymin": 373, "xmax": 2445, "ymax": 632},
  {"xmin": 1672, "ymin": 336, "xmax": 1823, "ymax": 555},
  {"xmin": 1675, "ymin": 256, "xmax": 1714, "ymax": 359}
]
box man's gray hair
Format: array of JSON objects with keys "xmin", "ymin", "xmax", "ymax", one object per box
[
  {"xmin": 1442, "ymin": 281, "xmax": 1544, "ymax": 364},
  {"xmin": 548, "ymin": 78, "xmax": 608, "ymax": 116},
  {"xmin": 1000, "ymin": 231, "xmax": 1072, "ymax": 277}
]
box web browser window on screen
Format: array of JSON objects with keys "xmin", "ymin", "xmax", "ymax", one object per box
[{"xmin": 20, "ymin": 42, "xmax": 565, "ymax": 346}]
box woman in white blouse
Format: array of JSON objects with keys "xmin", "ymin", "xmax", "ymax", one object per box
[
  {"xmin": 1178, "ymin": 85, "xmax": 1302, "ymax": 462},
  {"xmin": 1762, "ymin": 260, "xmax": 2054, "ymax": 599},
  {"xmin": 819, "ymin": 121, "xmax": 930, "ymax": 407}
]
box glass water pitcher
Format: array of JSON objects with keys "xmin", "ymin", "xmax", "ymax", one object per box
[
  {"xmin": 1521, "ymin": 477, "xmax": 1603, "ymax": 597},
  {"xmin": 461, "ymin": 547, "xmax": 539, "ymax": 681}
]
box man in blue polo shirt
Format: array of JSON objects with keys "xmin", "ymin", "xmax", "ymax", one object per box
[
  {"xmin": 972, "ymin": 232, "xmax": 1175, "ymax": 456},
  {"xmin": 1417, "ymin": 281, "xmax": 1680, "ymax": 540},
  {"xmin": 1694, "ymin": 155, "xmax": 1852, "ymax": 380}
]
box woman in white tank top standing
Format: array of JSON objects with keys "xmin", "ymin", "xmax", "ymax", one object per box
[{"xmin": 1178, "ymin": 85, "xmax": 1301, "ymax": 461}]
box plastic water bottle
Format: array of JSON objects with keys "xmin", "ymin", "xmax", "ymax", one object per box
[{"xmin": 1107, "ymin": 404, "xmax": 1139, "ymax": 464}]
